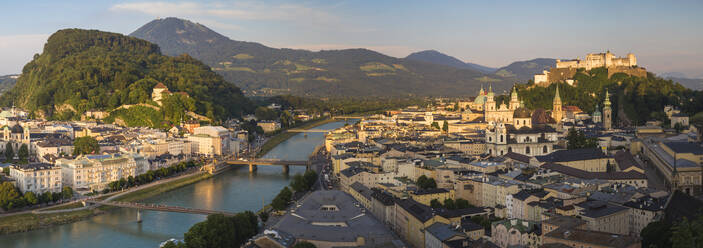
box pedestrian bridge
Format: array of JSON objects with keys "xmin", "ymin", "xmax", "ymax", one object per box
[{"xmin": 83, "ymin": 200, "xmax": 237, "ymax": 222}]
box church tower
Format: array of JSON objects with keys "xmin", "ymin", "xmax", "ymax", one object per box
[
  {"xmin": 551, "ymin": 86, "xmax": 563, "ymax": 123},
  {"xmin": 603, "ymin": 90, "xmax": 612, "ymax": 130},
  {"xmin": 485, "ymin": 85, "xmax": 496, "ymax": 112},
  {"xmin": 509, "ymin": 85, "xmax": 520, "ymax": 110}
]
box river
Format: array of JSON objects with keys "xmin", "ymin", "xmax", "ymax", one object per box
[{"xmin": 3, "ymin": 120, "xmax": 351, "ymax": 248}]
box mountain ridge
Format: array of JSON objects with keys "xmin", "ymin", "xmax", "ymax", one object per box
[
  {"xmin": 130, "ymin": 17, "xmax": 514, "ymax": 97},
  {"xmin": 405, "ymin": 50, "xmax": 496, "ymax": 73}
]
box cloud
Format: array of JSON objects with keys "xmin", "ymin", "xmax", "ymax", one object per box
[
  {"xmin": 0, "ymin": 34, "xmax": 49, "ymax": 75},
  {"xmin": 110, "ymin": 1, "xmax": 337, "ymax": 22}
]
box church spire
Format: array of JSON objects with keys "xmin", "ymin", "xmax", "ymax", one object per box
[
  {"xmin": 554, "ymin": 85, "xmax": 561, "ymax": 103},
  {"xmin": 604, "ymin": 90, "xmax": 611, "ymax": 107}
]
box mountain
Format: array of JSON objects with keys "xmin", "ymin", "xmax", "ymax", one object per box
[
  {"xmin": 0, "ymin": 74, "xmax": 18, "ymax": 94},
  {"xmin": 666, "ymin": 77, "xmax": 703, "ymax": 90},
  {"xmin": 0, "ymin": 29, "xmax": 251, "ymax": 127},
  {"xmin": 130, "ymin": 17, "xmax": 512, "ymax": 97},
  {"xmin": 493, "ymin": 58, "xmax": 556, "ymax": 82},
  {"xmin": 405, "ymin": 50, "xmax": 496, "ymax": 73}
]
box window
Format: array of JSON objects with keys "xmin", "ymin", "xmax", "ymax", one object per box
[
  {"xmin": 500, "ymin": 135, "xmax": 504, "ymax": 143},
  {"xmin": 525, "ymin": 147, "xmax": 530, "ymax": 154}
]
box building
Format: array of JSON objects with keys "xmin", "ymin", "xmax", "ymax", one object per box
[
  {"xmin": 534, "ymin": 52, "xmax": 645, "ymax": 86},
  {"xmin": 483, "ymin": 86, "xmax": 521, "ymax": 123},
  {"xmin": 556, "ymin": 52, "xmax": 637, "ymax": 70},
  {"xmin": 56, "ymin": 154, "xmax": 146, "ymax": 192},
  {"xmin": 490, "ymin": 219, "xmax": 542, "ymax": 248},
  {"xmin": 394, "ymin": 198, "xmax": 451, "ymax": 248},
  {"xmin": 536, "ymin": 148, "xmax": 613, "ymax": 172},
  {"xmin": 258, "ymin": 121, "xmax": 282, "ymax": 133},
  {"xmin": 9, "ymin": 163, "xmax": 61, "ymax": 194},
  {"xmin": 635, "ymin": 139, "xmax": 703, "ymax": 196},
  {"xmin": 575, "ymin": 201, "xmax": 630, "ymax": 235},
  {"xmin": 151, "ymin": 82, "xmax": 171, "ymax": 105},
  {"xmin": 187, "ymin": 126, "xmax": 234, "ymax": 156},
  {"xmin": 410, "ymin": 188, "xmax": 455, "ymax": 206},
  {"xmin": 485, "ymin": 122, "xmax": 559, "ymax": 157},
  {"xmin": 273, "ymin": 190, "xmax": 397, "ymax": 248},
  {"xmin": 424, "ymin": 222, "xmax": 468, "ymax": 248},
  {"xmin": 542, "ymin": 228, "xmax": 640, "ymax": 248}
]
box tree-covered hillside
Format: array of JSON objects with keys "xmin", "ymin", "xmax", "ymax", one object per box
[
  {"xmin": 516, "ymin": 67, "xmax": 703, "ymax": 126},
  {"xmin": 0, "ymin": 29, "xmax": 252, "ymax": 126}
]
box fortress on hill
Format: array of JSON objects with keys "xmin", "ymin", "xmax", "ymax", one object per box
[{"xmin": 534, "ymin": 51, "xmax": 647, "ymax": 86}]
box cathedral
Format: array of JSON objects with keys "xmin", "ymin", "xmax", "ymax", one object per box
[{"xmin": 483, "ymin": 85, "xmax": 521, "ymax": 123}]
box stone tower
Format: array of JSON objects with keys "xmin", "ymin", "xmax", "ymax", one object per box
[
  {"xmin": 551, "ymin": 86, "xmax": 563, "ymax": 123},
  {"xmin": 603, "ymin": 90, "xmax": 612, "ymax": 130}
]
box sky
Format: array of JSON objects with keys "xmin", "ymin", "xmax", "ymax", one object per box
[{"xmin": 1, "ymin": 0, "xmax": 702, "ymax": 77}]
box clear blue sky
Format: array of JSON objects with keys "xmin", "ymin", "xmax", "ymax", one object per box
[{"xmin": 1, "ymin": 0, "xmax": 702, "ymax": 77}]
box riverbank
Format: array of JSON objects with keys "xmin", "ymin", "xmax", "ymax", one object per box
[
  {"xmin": 0, "ymin": 171, "xmax": 212, "ymax": 235},
  {"xmin": 256, "ymin": 117, "xmax": 339, "ymax": 157}
]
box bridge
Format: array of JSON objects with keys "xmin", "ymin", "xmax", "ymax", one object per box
[
  {"xmin": 83, "ymin": 200, "xmax": 237, "ymax": 222},
  {"xmin": 225, "ymin": 158, "xmax": 310, "ymax": 173},
  {"xmin": 332, "ymin": 116, "xmax": 363, "ymax": 120},
  {"xmin": 286, "ymin": 129, "xmax": 332, "ymax": 133}
]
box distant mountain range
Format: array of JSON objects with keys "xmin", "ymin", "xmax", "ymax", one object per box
[
  {"xmin": 663, "ymin": 76, "xmax": 703, "ymax": 90},
  {"xmin": 405, "ymin": 50, "xmax": 496, "ymax": 73},
  {"xmin": 131, "ymin": 17, "xmax": 526, "ymax": 97},
  {"xmin": 0, "ymin": 74, "xmax": 18, "ymax": 94}
]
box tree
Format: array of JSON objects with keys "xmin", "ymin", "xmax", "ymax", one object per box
[
  {"xmin": 2, "ymin": 167, "xmax": 8, "ymax": 175},
  {"xmin": 641, "ymin": 220, "xmax": 673, "ymax": 248},
  {"xmin": 455, "ymin": 198, "xmax": 472, "ymax": 209},
  {"xmin": 443, "ymin": 198, "xmax": 456, "ymax": 209},
  {"xmin": 258, "ymin": 211, "xmax": 269, "ymax": 223},
  {"xmin": 24, "ymin": 191, "xmax": 38, "ymax": 205},
  {"xmin": 290, "ymin": 174, "xmax": 307, "ymax": 192},
  {"xmin": 160, "ymin": 240, "xmax": 185, "ymax": 248},
  {"xmin": 183, "ymin": 214, "xmax": 240, "ymax": 248},
  {"xmin": 303, "ymin": 170, "xmax": 318, "ymax": 189},
  {"xmin": 293, "ymin": 241, "xmax": 317, "ymax": 248},
  {"xmin": 430, "ymin": 199, "xmax": 442, "ymax": 209},
  {"xmin": 416, "ymin": 175, "xmax": 437, "ymax": 189},
  {"xmin": 17, "ymin": 144, "xmax": 29, "ymax": 164},
  {"xmin": 5, "ymin": 142, "xmax": 14, "ymax": 162},
  {"xmin": 0, "ymin": 182, "xmax": 23, "ymax": 210},
  {"xmin": 566, "ymin": 128, "xmax": 598, "ymax": 150},
  {"xmin": 453, "ymin": 102, "xmax": 460, "ymax": 111},
  {"xmin": 73, "ymin": 136, "xmax": 100, "ymax": 156},
  {"xmin": 271, "ymin": 187, "xmax": 293, "ymax": 210},
  {"xmin": 442, "ymin": 120, "xmax": 449, "ymax": 132},
  {"xmin": 62, "ymin": 186, "xmax": 73, "ymax": 199},
  {"xmin": 671, "ymin": 214, "xmax": 703, "ymax": 248},
  {"xmin": 431, "ymin": 122, "xmax": 440, "ymax": 130}
]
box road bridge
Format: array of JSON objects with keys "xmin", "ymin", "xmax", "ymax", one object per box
[
  {"xmin": 83, "ymin": 200, "xmax": 237, "ymax": 222},
  {"xmin": 225, "ymin": 158, "xmax": 310, "ymax": 173},
  {"xmin": 286, "ymin": 129, "xmax": 332, "ymax": 133}
]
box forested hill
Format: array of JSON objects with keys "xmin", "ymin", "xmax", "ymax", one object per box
[
  {"xmin": 516, "ymin": 68, "xmax": 703, "ymax": 126},
  {"xmin": 130, "ymin": 17, "xmax": 514, "ymax": 97},
  {"xmin": 0, "ymin": 29, "xmax": 252, "ymax": 126}
]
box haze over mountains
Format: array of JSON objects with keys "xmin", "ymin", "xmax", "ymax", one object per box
[{"xmin": 131, "ymin": 17, "xmax": 558, "ymax": 97}]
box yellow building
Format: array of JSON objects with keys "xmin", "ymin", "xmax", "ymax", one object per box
[{"xmin": 409, "ymin": 188, "xmax": 455, "ymax": 206}]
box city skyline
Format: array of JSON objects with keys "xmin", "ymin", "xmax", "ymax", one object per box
[{"xmin": 1, "ymin": 0, "xmax": 703, "ymax": 77}]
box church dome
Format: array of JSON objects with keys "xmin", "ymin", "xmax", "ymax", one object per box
[
  {"xmin": 10, "ymin": 124, "xmax": 23, "ymax": 134},
  {"xmin": 513, "ymin": 107, "xmax": 531, "ymax": 118}
]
